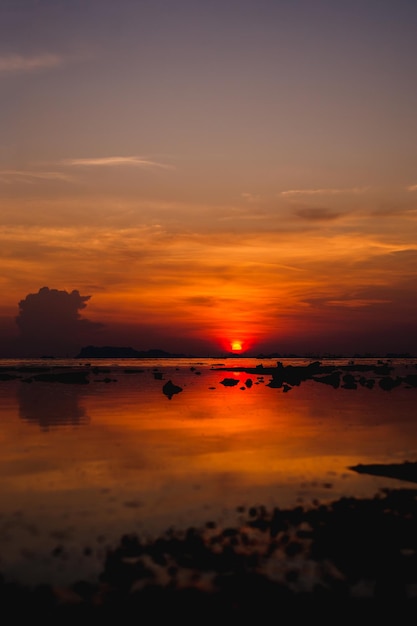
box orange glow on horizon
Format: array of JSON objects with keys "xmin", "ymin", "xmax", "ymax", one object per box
[
  {"xmin": 216, "ymin": 336, "xmax": 257, "ymax": 354},
  {"xmin": 211, "ymin": 327, "xmax": 265, "ymax": 354}
]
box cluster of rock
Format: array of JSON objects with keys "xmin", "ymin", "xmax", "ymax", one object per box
[
  {"xmin": 214, "ymin": 360, "xmax": 417, "ymax": 391},
  {"xmin": 1, "ymin": 360, "xmax": 417, "ymax": 396},
  {"xmin": 1, "ymin": 488, "xmax": 417, "ymax": 619}
]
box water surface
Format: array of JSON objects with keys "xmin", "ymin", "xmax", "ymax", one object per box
[{"xmin": 0, "ymin": 357, "xmax": 416, "ymax": 586}]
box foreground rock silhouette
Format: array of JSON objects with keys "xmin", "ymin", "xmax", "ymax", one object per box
[
  {"xmin": 350, "ymin": 462, "xmax": 417, "ymax": 483},
  {"xmin": 1, "ymin": 488, "xmax": 417, "ymax": 621}
]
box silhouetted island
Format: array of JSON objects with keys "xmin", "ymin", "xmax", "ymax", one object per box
[{"xmin": 76, "ymin": 346, "xmax": 192, "ymax": 359}]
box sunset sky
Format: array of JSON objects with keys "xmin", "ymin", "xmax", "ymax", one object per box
[{"xmin": 1, "ymin": 0, "xmax": 417, "ymax": 357}]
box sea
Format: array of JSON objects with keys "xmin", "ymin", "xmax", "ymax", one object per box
[{"xmin": 1, "ymin": 356, "xmax": 416, "ymax": 587}]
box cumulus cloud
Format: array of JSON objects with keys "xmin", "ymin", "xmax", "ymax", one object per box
[
  {"xmin": 0, "ymin": 53, "xmax": 62, "ymax": 73},
  {"xmin": 15, "ymin": 287, "xmax": 103, "ymax": 356},
  {"xmin": 62, "ymin": 156, "xmax": 175, "ymax": 170}
]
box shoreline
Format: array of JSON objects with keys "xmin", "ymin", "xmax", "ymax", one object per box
[
  {"xmin": 1, "ymin": 487, "xmax": 417, "ymax": 617},
  {"xmin": 1, "ymin": 357, "xmax": 417, "ymax": 615},
  {"xmin": 1, "ymin": 357, "xmax": 416, "ymax": 391}
]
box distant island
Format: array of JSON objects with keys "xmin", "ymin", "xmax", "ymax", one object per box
[
  {"xmin": 75, "ymin": 346, "xmax": 415, "ymax": 360},
  {"xmin": 75, "ymin": 345, "xmax": 193, "ymax": 359}
]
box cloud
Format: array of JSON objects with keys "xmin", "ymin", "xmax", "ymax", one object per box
[
  {"xmin": 0, "ymin": 169, "xmax": 74, "ymax": 184},
  {"xmin": 63, "ymin": 156, "xmax": 175, "ymax": 170},
  {"xmin": 0, "ymin": 53, "xmax": 62, "ymax": 73},
  {"xmin": 241, "ymin": 192, "xmax": 262, "ymax": 203},
  {"xmin": 281, "ymin": 187, "xmax": 367, "ymax": 197},
  {"xmin": 370, "ymin": 206, "xmax": 417, "ymax": 218},
  {"xmin": 0, "ymin": 157, "xmax": 174, "ymax": 188},
  {"xmin": 407, "ymin": 184, "xmax": 417, "ymax": 192},
  {"xmin": 327, "ymin": 299, "xmax": 391, "ymax": 308},
  {"xmin": 295, "ymin": 208, "xmax": 341, "ymax": 221},
  {"xmin": 15, "ymin": 286, "xmax": 103, "ymax": 357}
]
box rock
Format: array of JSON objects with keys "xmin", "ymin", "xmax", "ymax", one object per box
[
  {"xmin": 28, "ymin": 371, "xmax": 90, "ymax": 384},
  {"xmin": 341, "ymin": 374, "xmax": 357, "ymax": 389},
  {"xmin": 313, "ymin": 372, "xmax": 340, "ymax": 388},
  {"xmin": 379, "ymin": 376, "xmax": 402, "ymax": 391},
  {"xmin": 162, "ymin": 380, "xmax": 183, "ymax": 399},
  {"xmin": 220, "ymin": 378, "xmax": 240, "ymax": 387}
]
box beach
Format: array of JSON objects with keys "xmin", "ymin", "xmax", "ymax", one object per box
[{"xmin": 0, "ymin": 357, "xmax": 417, "ymax": 617}]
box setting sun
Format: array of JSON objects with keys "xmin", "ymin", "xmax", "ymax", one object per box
[{"xmin": 231, "ymin": 341, "xmax": 243, "ymax": 352}]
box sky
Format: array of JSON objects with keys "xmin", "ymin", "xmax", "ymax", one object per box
[{"xmin": 1, "ymin": 0, "xmax": 417, "ymax": 357}]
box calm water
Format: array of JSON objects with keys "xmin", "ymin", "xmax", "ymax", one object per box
[{"xmin": 1, "ymin": 357, "xmax": 416, "ymax": 586}]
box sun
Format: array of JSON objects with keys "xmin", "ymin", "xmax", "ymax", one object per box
[{"xmin": 217, "ymin": 336, "xmax": 254, "ymax": 354}]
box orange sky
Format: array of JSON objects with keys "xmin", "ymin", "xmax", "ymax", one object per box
[{"xmin": 1, "ymin": 1, "xmax": 417, "ymax": 356}]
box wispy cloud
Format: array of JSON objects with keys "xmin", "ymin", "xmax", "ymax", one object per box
[
  {"xmin": 327, "ymin": 298, "xmax": 391, "ymax": 308},
  {"xmin": 0, "ymin": 170, "xmax": 74, "ymax": 184},
  {"xmin": 281, "ymin": 187, "xmax": 367, "ymax": 197},
  {"xmin": 63, "ymin": 156, "xmax": 175, "ymax": 170},
  {"xmin": 241, "ymin": 192, "xmax": 262, "ymax": 203},
  {"xmin": 407, "ymin": 184, "xmax": 417, "ymax": 192},
  {"xmin": 295, "ymin": 208, "xmax": 341, "ymax": 221},
  {"xmin": 0, "ymin": 53, "xmax": 62, "ymax": 73}
]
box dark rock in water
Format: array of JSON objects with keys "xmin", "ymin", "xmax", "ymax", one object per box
[
  {"xmin": 212, "ymin": 359, "xmax": 407, "ymax": 392},
  {"xmin": 220, "ymin": 378, "xmax": 240, "ymax": 387},
  {"xmin": 266, "ymin": 378, "xmax": 282, "ymax": 388},
  {"xmin": 92, "ymin": 367, "xmax": 111, "ymax": 374},
  {"xmin": 267, "ymin": 361, "xmax": 325, "ymax": 387},
  {"xmin": 341, "ymin": 374, "xmax": 357, "ymax": 389},
  {"xmin": 359, "ymin": 376, "xmax": 375, "ymax": 389},
  {"xmin": 379, "ymin": 376, "xmax": 402, "ymax": 391},
  {"xmin": 153, "ymin": 372, "xmax": 164, "ymax": 380},
  {"xmin": 27, "ymin": 371, "xmax": 90, "ymax": 384},
  {"xmin": 313, "ymin": 372, "xmax": 340, "ymax": 388},
  {"xmin": 162, "ymin": 380, "xmax": 183, "ymax": 399},
  {"xmin": 17, "ymin": 366, "xmax": 52, "ymax": 373},
  {"xmin": 0, "ymin": 373, "xmax": 19, "ymax": 381},
  {"xmin": 350, "ymin": 461, "xmax": 417, "ymax": 483}
]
